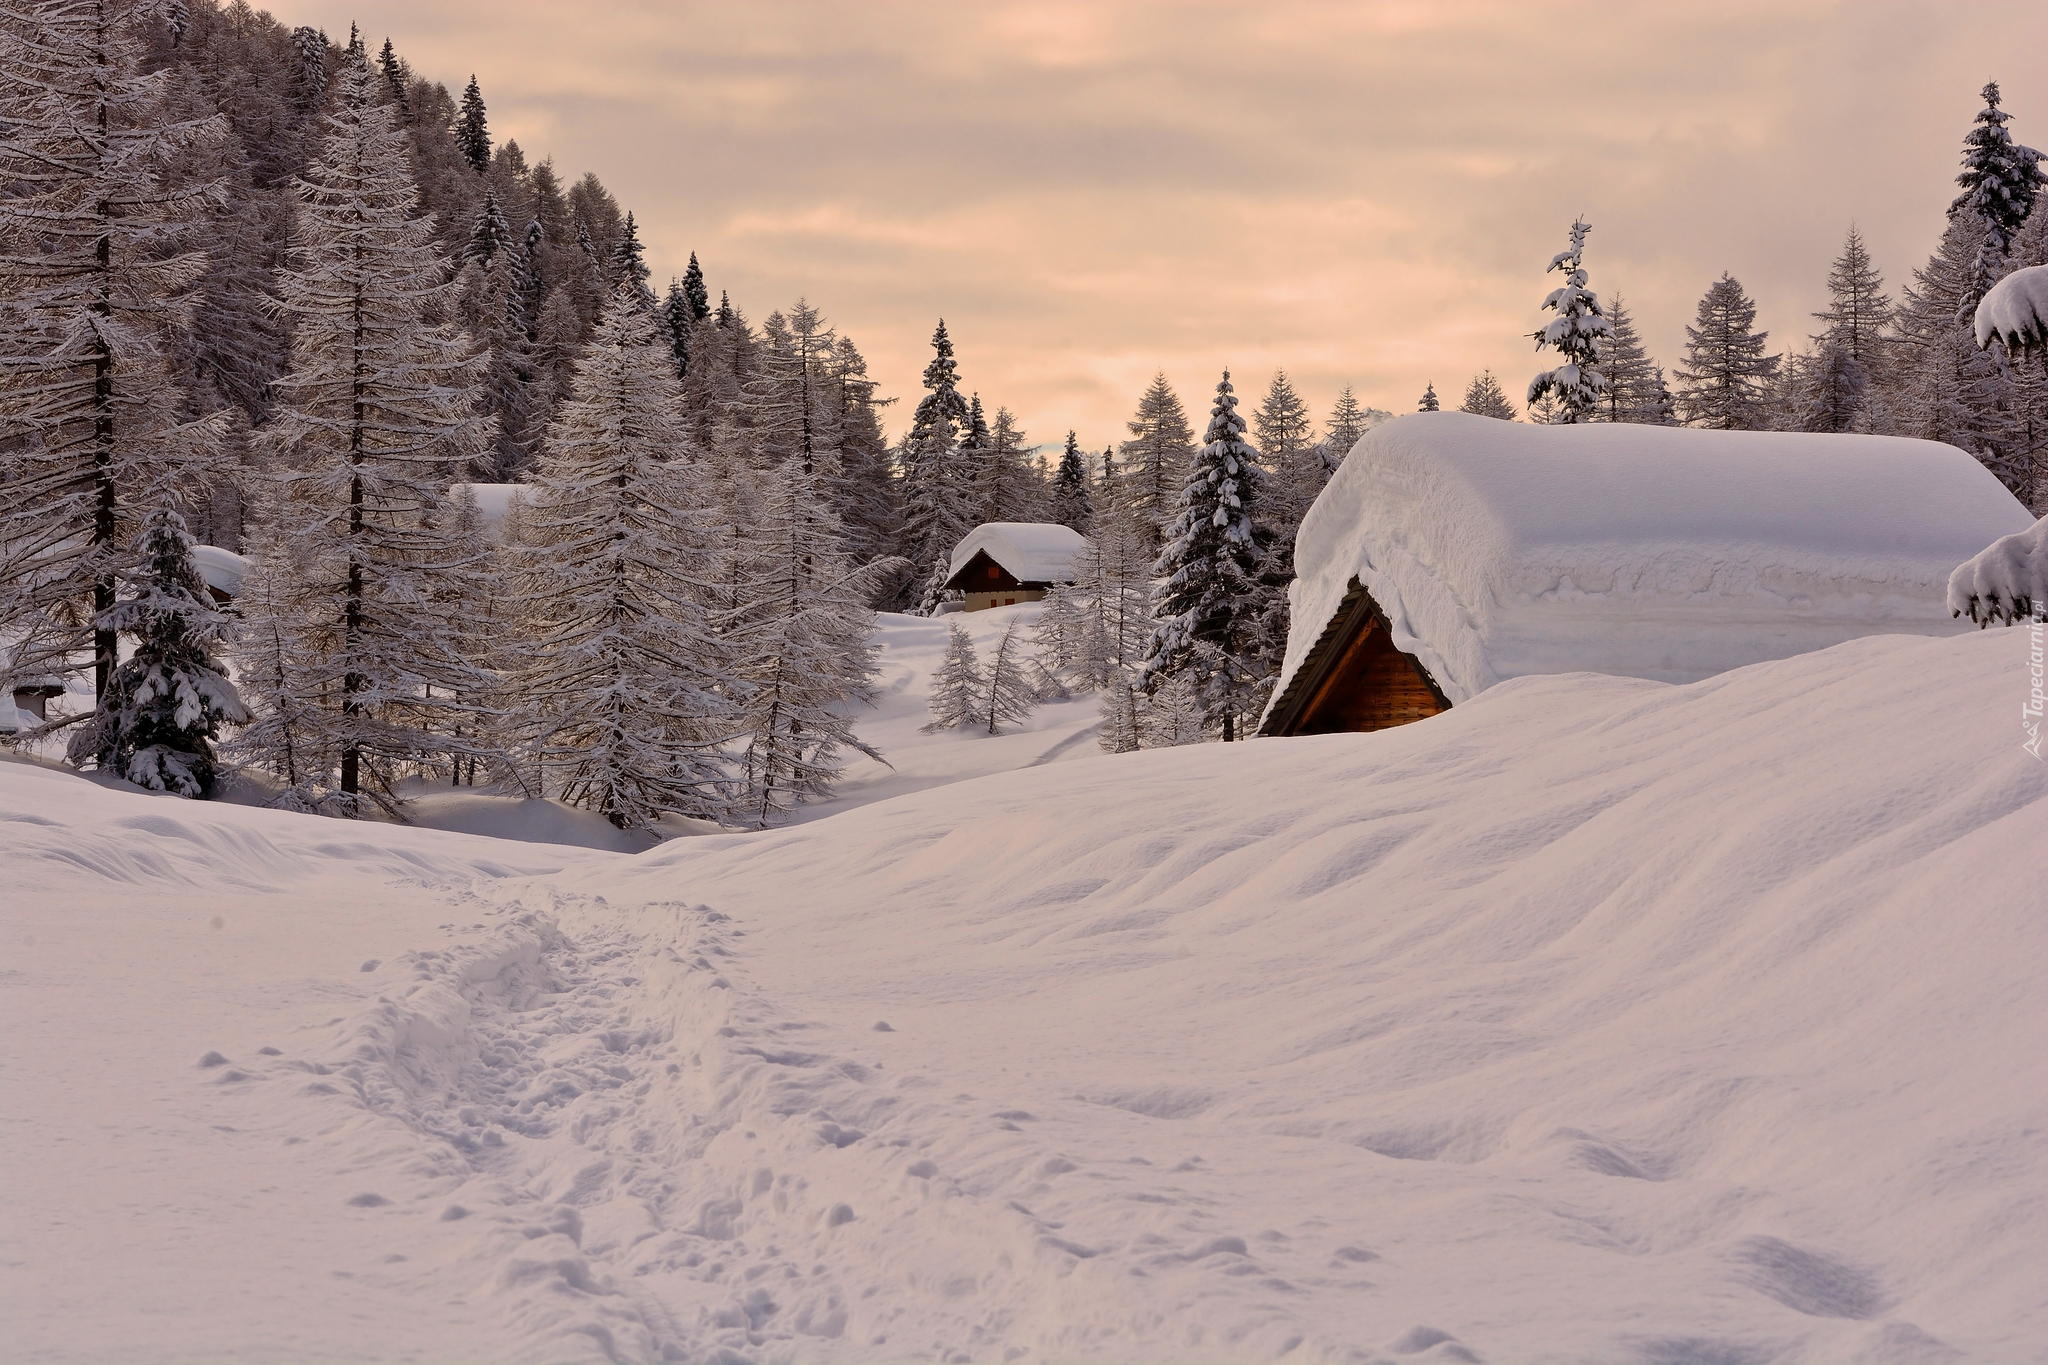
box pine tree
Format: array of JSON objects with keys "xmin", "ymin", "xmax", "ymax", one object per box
[
  {"xmin": 922, "ymin": 623, "xmax": 984, "ymax": 733},
  {"xmin": 1050, "ymin": 431, "xmax": 1093, "ymax": 532},
  {"xmin": 972, "ymin": 618, "xmax": 1037, "ymax": 736},
  {"xmin": 518, "ymin": 279, "xmax": 735, "ymax": 831},
  {"xmin": 1459, "ymin": 371, "xmax": 1517, "ymax": 420},
  {"xmin": 1140, "ymin": 371, "xmax": 1267, "ymax": 741},
  {"xmin": 260, "ymin": 51, "xmax": 496, "ymax": 810},
  {"xmin": 1951, "ymin": 81, "xmax": 2045, "ymax": 308},
  {"xmin": 0, "ymin": 0, "xmax": 230, "ymax": 704},
  {"xmin": 1417, "ymin": 383, "xmax": 1440, "ymax": 412},
  {"xmin": 1599, "ymin": 296, "xmax": 1664, "ymax": 423},
  {"xmin": 454, "ymin": 74, "xmax": 489, "ymax": 174},
  {"xmin": 1674, "ymin": 273, "xmax": 1779, "ymax": 430},
  {"xmin": 1527, "ymin": 219, "xmax": 1612, "ymax": 422},
  {"xmin": 69, "ymin": 508, "xmax": 246, "ymax": 795},
  {"xmin": 1120, "ymin": 373, "xmax": 1196, "ymax": 543}
]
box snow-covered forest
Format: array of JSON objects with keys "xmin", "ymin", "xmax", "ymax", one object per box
[{"xmin": 8, "ymin": 0, "xmax": 2044, "ymax": 833}]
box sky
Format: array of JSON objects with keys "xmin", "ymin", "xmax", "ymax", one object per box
[{"xmin": 269, "ymin": 0, "xmax": 2048, "ymax": 453}]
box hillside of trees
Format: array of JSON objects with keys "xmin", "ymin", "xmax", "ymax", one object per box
[{"xmin": 3, "ymin": 0, "xmax": 2042, "ymax": 834}]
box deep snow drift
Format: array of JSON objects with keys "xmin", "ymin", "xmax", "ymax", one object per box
[{"xmin": 5, "ymin": 630, "xmax": 2046, "ymax": 1364}]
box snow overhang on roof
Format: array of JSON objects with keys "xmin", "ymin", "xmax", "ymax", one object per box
[
  {"xmin": 1266, "ymin": 411, "xmax": 2033, "ymax": 723},
  {"xmin": 945, "ymin": 522, "xmax": 1088, "ymax": 587}
]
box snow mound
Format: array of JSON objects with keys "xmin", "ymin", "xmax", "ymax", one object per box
[
  {"xmin": 945, "ymin": 520, "xmax": 1087, "ymax": 584},
  {"xmin": 9, "ymin": 632, "xmax": 2046, "ymax": 1362},
  {"xmin": 1947, "ymin": 515, "xmax": 2048, "ymax": 625},
  {"xmin": 1281, "ymin": 411, "xmax": 2032, "ymax": 707},
  {"xmin": 1973, "ymin": 263, "xmax": 2048, "ymax": 351}
]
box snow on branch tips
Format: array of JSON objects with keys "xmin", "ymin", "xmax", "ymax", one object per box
[
  {"xmin": 1948, "ymin": 517, "xmax": 2048, "ymax": 627},
  {"xmin": 1973, "ymin": 264, "xmax": 2048, "ymax": 354},
  {"xmin": 1526, "ymin": 219, "xmax": 1611, "ymax": 423}
]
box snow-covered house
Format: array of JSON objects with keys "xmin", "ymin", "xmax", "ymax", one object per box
[
  {"xmin": 943, "ymin": 522, "xmax": 1088, "ymax": 611},
  {"xmin": 1260, "ymin": 412, "xmax": 2033, "ymax": 737}
]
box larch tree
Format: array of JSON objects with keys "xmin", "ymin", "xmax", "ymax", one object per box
[
  {"xmin": 824, "ymin": 333, "xmax": 900, "ymax": 572},
  {"xmin": 0, "ymin": 0, "xmax": 230, "ymax": 703},
  {"xmin": 971, "ymin": 618, "xmax": 1037, "ymax": 736},
  {"xmin": 1254, "ymin": 369, "xmax": 1319, "ymax": 543},
  {"xmin": 70, "ymin": 508, "xmax": 247, "ymax": 796},
  {"xmin": 1527, "ymin": 219, "xmax": 1611, "ymax": 423},
  {"xmin": 1813, "ymin": 226, "xmax": 1893, "ymax": 363},
  {"xmin": 259, "ymin": 50, "xmax": 497, "ymax": 811},
  {"xmin": 1120, "ymin": 373, "xmax": 1196, "ymax": 544},
  {"xmin": 1460, "ymin": 371, "xmax": 1517, "ymax": 420},
  {"xmin": 518, "ymin": 279, "xmax": 735, "ymax": 832},
  {"xmin": 1140, "ymin": 370, "xmax": 1268, "ymax": 741},
  {"xmin": 1599, "ymin": 296, "xmax": 1665, "ymax": 423},
  {"xmin": 1674, "ymin": 273, "xmax": 1779, "ymax": 430},
  {"xmin": 1321, "ymin": 385, "xmax": 1373, "ymax": 472},
  {"xmin": 1050, "ymin": 430, "xmax": 1093, "ymax": 533},
  {"xmin": 922, "ymin": 623, "xmax": 984, "ymax": 733}
]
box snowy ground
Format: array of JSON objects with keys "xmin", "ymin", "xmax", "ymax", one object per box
[{"xmin": 5, "ymin": 629, "xmax": 2046, "ymax": 1364}]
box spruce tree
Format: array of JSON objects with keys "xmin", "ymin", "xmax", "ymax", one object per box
[
  {"xmin": 1050, "ymin": 431, "xmax": 1094, "ymax": 532},
  {"xmin": 1418, "ymin": 383, "xmax": 1440, "ymax": 412},
  {"xmin": 455, "ymin": 74, "xmax": 489, "ymax": 173},
  {"xmin": 608, "ymin": 210, "xmax": 656, "ymax": 311},
  {"xmin": 1120, "ymin": 373, "xmax": 1196, "ymax": 543},
  {"xmin": 681, "ymin": 250, "xmax": 710, "ymax": 321},
  {"xmin": 1527, "ymin": 219, "xmax": 1611, "ymax": 422},
  {"xmin": 375, "ymin": 37, "xmax": 408, "ymax": 118},
  {"xmin": 1459, "ymin": 371, "xmax": 1517, "ymax": 420},
  {"xmin": 1674, "ymin": 273, "xmax": 1780, "ymax": 430},
  {"xmin": 461, "ymin": 186, "xmax": 512, "ymax": 264},
  {"xmin": 922, "ymin": 624, "xmax": 984, "ymax": 733},
  {"xmin": 261, "ymin": 50, "xmax": 496, "ymax": 810},
  {"xmin": 0, "ymin": 0, "xmax": 230, "ymax": 703},
  {"xmin": 1140, "ymin": 371, "xmax": 1267, "ymax": 741},
  {"xmin": 1951, "ymin": 81, "xmax": 2045, "ymax": 308},
  {"xmin": 519, "ymin": 279, "xmax": 735, "ymax": 831},
  {"xmin": 70, "ymin": 509, "xmax": 247, "ymax": 796},
  {"xmin": 662, "ymin": 279, "xmax": 695, "ymax": 378},
  {"xmin": 898, "ymin": 319, "xmax": 974, "ymax": 610}
]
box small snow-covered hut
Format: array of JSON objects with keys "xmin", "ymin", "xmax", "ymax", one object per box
[
  {"xmin": 2, "ymin": 673, "xmax": 65, "ymax": 733},
  {"xmin": 190, "ymin": 544, "xmax": 251, "ymax": 605},
  {"xmin": 944, "ymin": 522, "xmax": 1088, "ymax": 611},
  {"xmin": 1260, "ymin": 412, "xmax": 2033, "ymax": 737}
]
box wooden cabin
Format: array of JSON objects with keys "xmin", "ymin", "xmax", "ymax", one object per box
[
  {"xmin": 943, "ymin": 522, "xmax": 1088, "ymax": 612},
  {"xmin": 1260, "ymin": 411, "xmax": 2032, "ymax": 739}
]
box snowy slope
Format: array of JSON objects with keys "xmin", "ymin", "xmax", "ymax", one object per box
[
  {"xmin": 807, "ymin": 604, "xmax": 1103, "ymax": 821},
  {"xmin": 5, "ymin": 631, "xmax": 2046, "ymax": 1364}
]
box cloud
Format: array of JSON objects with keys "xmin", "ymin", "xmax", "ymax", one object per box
[{"xmin": 277, "ymin": 0, "xmax": 2048, "ymax": 447}]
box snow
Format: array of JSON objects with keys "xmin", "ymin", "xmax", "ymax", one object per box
[
  {"xmin": 1946, "ymin": 514, "xmax": 2048, "ymax": 625},
  {"xmin": 189, "ymin": 543, "xmax": 251, "ymax": 598},
  {"xmin": 1278, "ymin": 411, "xmax": 2033, "ymax": 709},
  {"xmin": 945, "ymin": 520, "xmax": 1088, "ymax": 585},
  {"xmin": 1972, "ymin": 262, "xmax": 2048, "ymax": 351},
  {"xmin": 6, "ymin": 628, "xmax": 2046, "ymax": 1362},
  {"xmin": 448, "ymin": 480, "xmax": 533, "ymax": 537}
]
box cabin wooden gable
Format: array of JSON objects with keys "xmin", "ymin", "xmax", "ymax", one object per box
[
  {"xmin": 949, "ymin": 550, "xmax": 1025, "ymax": 593},
  {"xmin": 1261, "ymin": 580, "xmax": 1451, "ymax": 736}
]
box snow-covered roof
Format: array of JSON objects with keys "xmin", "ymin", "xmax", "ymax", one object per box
[
  {"xmin": 1272, "ymin": 412, "xmax": 2033, "ymax": 714},
  {"xmin": 946, "ymin": 522, "xmax": 1088, "ymax": 586},
  {"xmin": 0, "ymin": 703, "xmax": 32, "ymax": 734},
  {"xmin": 1947, "ymin": 515, "xmax": 2047, "ymax": 626},
  {"xmin": 1974, "ymin": 264, "xmax": 2048, "ymax": 352},
  {"xmin": 190, "ymin": 544, "xmax": 250, "ymax": 598},
  {"xmin": 448, "ymin": 482, "xmax": 532, "ymax": 539}
]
